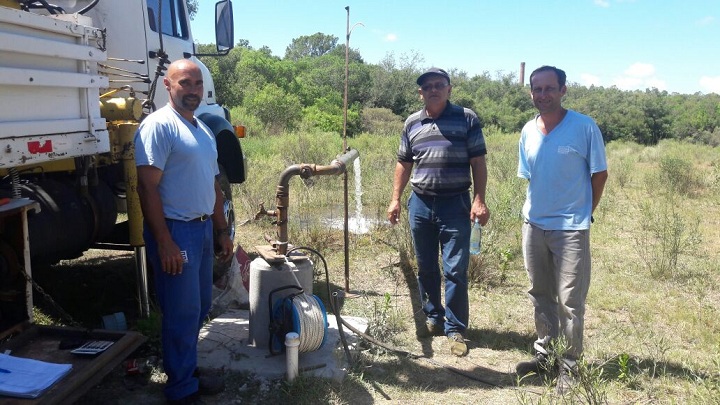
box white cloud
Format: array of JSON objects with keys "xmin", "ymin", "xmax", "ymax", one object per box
[
  {"xmin": 699, "ymin": 76, "xmax": 720, "ymax": 94},
  {"xmin": 624, "ymin": 62, "xmax": 655, "ymax": 78},
  {"xmin": 580, "ymin": 73, "xmax": 602, "ymax": 87},
  {"xmin": 384, "ymin": 33, "xmax": 397, "ymax": 42},
  {"xmin": 696, "ymin": 16, "xmax": 715, "ymax": 26},
  {"xmin": 594, "ymin": 0, "xmax": 610, "ymax": 7},
  {"xmin": 611, "ymin": 63, "xmax": 666, "ymax": 91}
]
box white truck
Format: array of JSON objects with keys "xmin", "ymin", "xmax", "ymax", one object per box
[{"xmin": 0, "ymin": 0, "xmax": 246, "ymax": 326}]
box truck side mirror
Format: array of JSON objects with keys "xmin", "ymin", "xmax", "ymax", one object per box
[{"xmin": 215, "ymin": 0, "xmax": 234, "ymax": 54}]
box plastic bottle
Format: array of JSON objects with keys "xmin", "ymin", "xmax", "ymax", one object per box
[{"xmin": 469, "ymin": 218, "xmax": 482, "ymax": 255}]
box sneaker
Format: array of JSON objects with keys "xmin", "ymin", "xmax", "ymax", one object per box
[
  {"xmin": 555, "ymin": 364, "xmax": 576, "ymax": 395},
  {"xmin": 425, "ymin": 320, "xmax": 444, "ymax": 337},
  {"xmin": 515, "ymin": 352, "xmax": 551, "ymax": 376},
  {"xmin": 448, "ymin": 333, "xmax": 468, "ymax": 357}
]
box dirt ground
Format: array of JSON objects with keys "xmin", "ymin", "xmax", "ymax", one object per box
[
  {"xmin": 28, "ymin": 247, "xmax": 553, "ymax": 404},
  {"xmin": 29, "ymin": 251, "xmax": 265, "ymax": 404}
]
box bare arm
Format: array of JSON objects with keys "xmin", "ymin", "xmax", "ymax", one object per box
[
  {"xmin": 469, "ymin": 155, "xmax": 490, "ymax": 226},
  {"xmin": 136, "ymin": 165, "xmax": 184, "ymax": 275},
  {"xmin": 591, "ymin": 170, "xmax": 608, "ymax": 213},
  {"xmin": 386, "ymin": 161, "xmax": 412, "ymax": 225}
]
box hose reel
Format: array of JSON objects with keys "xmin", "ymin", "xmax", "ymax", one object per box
[{"xmin": 268, "ymin": 285, "xmax": 327, "ymax": 356}]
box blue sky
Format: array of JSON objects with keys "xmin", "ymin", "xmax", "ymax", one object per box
[{"xmin": 192, "ymin": 0, "xmax": 720, "ymax": 95}]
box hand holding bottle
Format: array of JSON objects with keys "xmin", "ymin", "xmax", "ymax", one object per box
[{"xmin": 470, "ymin": 218, "xmax": 482, "ymax": 255}]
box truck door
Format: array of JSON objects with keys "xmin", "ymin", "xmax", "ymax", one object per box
[{"xmin": 144, "ymin": 0, "xmax": 196, "ymax": 109}]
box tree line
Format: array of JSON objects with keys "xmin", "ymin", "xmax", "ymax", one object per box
[{"xmin": 199, "ymin": 33, "xmax": 720, "ymax": 146}]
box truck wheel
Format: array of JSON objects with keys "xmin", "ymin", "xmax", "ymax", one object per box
[{"xmin": 213, "ymin": 165, "xmax": 235, "ymax": 281}]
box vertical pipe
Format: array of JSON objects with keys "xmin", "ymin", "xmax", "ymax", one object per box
[
  {"xmin": 286, "ymin": 332, "xmax": 300, "ymax": 382},
  {"xmin": 520, "ymin": 62, "xmax": 526, "ymax": 87},
  {"xmin": 343, "ymin": 6, "xmax": 351, "ymax": 292},
  {"xmin": 119, "ymin": 122, "xmax": 150, "ymax": 318}
]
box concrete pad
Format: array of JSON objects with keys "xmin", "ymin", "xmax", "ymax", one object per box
[{"xmin": 197, "ymin": 309, "xmax": 368, "ymax": 382}]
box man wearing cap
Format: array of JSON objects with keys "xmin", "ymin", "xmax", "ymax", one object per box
[{"xmin": 387, "ymin": 67, "xmax": 490, "ymax": 357}]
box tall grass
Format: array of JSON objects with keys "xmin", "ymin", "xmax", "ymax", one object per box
[{"xmin": 229, "ymin": 127, "xmax": 720, "ymax": 404}]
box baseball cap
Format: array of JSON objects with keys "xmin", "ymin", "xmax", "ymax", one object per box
[{"xmin": 416, "ymin": 67, "xmax": 450, "ymax": 86}]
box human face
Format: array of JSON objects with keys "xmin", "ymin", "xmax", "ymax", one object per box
[
  {"xmin": 164, "ymin": 61, "xmax": 203, "ymax": 118},
  {"xmin": 530, "ymin": 70, "xmax": 566, "ymax": 114},
  {"xmin": 419, "ymin": 76, "xmax": 451, "ymax": 110}
]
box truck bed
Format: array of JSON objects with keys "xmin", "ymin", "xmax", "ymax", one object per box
[{"xmin": 0, "ymin": 6, "xmax": 109, "ymax": 169}]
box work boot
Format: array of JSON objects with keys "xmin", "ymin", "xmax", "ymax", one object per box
[
  {"xmin": 447, "ymin": 332, "xmax": 468, "ymax": 357},
  {"xmin": 515, "ymin": 352, "xmax": 551, "ymax": 376},
  {"xmin": 425, "ymin": 320, "xmax": 444, "ymax": 337}
]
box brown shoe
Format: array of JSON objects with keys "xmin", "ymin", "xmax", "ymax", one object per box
[{"xmin": 448, "ymin": 333, "xmax": 468, "ymax": 357}]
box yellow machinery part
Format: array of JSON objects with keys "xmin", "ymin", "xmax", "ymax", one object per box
[
  {"xmin": 0, "ymin": 1, "xmax": 20, "ymax": 9},
  {"xmin": 116, "ymin": 122, "xmax": 144, "ymax": 247},
  {"xmin": 100, "ymin": 97, "xmax": 143, "ymax": 122}
]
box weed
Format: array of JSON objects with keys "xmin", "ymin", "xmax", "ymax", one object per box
[
  {"xmin": 616, "ymin": 352, "xmax": 631, "ymax": 382},
  {"xmin": 657, "ymin": 155, "xmax": 697, "ymax": 197},
  {"xmin": 634, "ymin": 199, "xmax": 702, "ymax": 279}
]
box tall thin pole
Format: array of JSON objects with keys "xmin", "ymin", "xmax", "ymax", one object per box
[
  {"xmin": 342, "ymin": 7, "xmax": 363, "ymax": 293},
  {"xmin": 343, "ymin": 6, "xmax": 350, "ymax": 292}
]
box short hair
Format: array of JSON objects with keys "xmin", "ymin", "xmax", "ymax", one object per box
[{"xmin": 529, "ymin": 66, "xmax": 566, "ymax": 88}]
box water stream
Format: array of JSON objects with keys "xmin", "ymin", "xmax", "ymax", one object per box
[
  {"xmin": 348, "ymin": 157, "xmax": 370, "ymax": 234},
  {"xmin": 319, "ymin": 157, "xmax": 379, "ymax": 234}
]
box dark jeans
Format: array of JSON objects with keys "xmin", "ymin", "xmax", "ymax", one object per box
[
  {"xmin": 407, "ymin": 191, "xmax": 471, "ymax": 335},
  {"xmin": 145, "ymin": 218, "xmax": 214, "ymax": 401}
]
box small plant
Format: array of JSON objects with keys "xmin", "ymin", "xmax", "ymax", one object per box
[
  {"xmin": 367, "ymin": 292, "xmax": 405, "ymax": 346},
  {"xmin": 614, "ymin": 157, "xmax": 634, "ymax": 189},
  {"xmin": 634, "ymin": 199, "xmax": 702, "ymax": 279},
  {"xmin": 617, "ymin": 352, "xmax": 631, "ymax": 382},
  {"xmin": 657, "ymin": 155, "xmax": 696, "ymax": 197}
]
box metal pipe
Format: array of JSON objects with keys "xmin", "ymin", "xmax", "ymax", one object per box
[{"xmin": 272, "ymin": 148, "xmax": 359, "ymax": 256}]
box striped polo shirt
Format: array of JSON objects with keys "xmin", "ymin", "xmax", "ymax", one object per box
[{"xmin": 398, "ymin": 101, "xmax": 486, "ymax": 196}]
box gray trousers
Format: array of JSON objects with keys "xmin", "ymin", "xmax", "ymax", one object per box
[{"xmin": 522, "ymin": 221, "xmax": 591, "ymax": 362}]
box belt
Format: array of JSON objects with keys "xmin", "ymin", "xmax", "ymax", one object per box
[{"xmin": 166, "ymin": 214, "xmax": 210, "ymax": 222}]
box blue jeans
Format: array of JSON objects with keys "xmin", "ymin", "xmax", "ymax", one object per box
[
  {"xmin": 408, "ymin": 191, "xmax": 471, "ymax": 335},
  {"xmin": 145, "ymin": 219, "xmax": 214, "ymax": 401}
]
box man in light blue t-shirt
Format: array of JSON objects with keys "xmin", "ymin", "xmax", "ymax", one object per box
[
  {"xmin": 515, "ymin": 65, "xmax": 608, "ymax": 395},
  {"xmin": 135, "ymin": 59, "xmax": 234, "ymax": 404}
]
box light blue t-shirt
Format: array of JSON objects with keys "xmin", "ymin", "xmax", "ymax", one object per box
[
  {"xmin": 517, "ymin": 109, "xmax": 607, "ymax": 230},
  {"xmin": 134, "ymin": 104, "xmax": 219, "ymax": 221}
]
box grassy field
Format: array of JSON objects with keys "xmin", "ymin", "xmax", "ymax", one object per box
[
  {"xmin": 225, "ymin": 128, "xmax": 720, "ymax": 404},
  {"xmin": 42, "ymin": 127, "xmax": 719, "ymax": 404}
]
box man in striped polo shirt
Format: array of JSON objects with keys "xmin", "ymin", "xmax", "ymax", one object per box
[{"xmin": 387, "ymin": 67, "xmax": 490, "ymax": 357}]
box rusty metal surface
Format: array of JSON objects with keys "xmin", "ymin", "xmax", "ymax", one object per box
[{"xmin": 0, "ymin": 324, "xmax": 146, "ymax": 404}]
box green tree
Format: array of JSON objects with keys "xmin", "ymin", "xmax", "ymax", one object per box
[
  {"xmin": 244, "ymin": 83, "xmax": 302, "ymax": 134},
  {"xmin": 367, "ymin": 52, "xmax": 424, "ymax": 117},
  {"xmin": 284, "ymin": 33, "xmax": 338, "ymax": 61},
  {"xmin": 640, "ymin": 88, "xmax": 672, "ymax": 144},
  {"xmin": 187, "ymin": 0, "xmax": 197, "ymax": 19}
]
